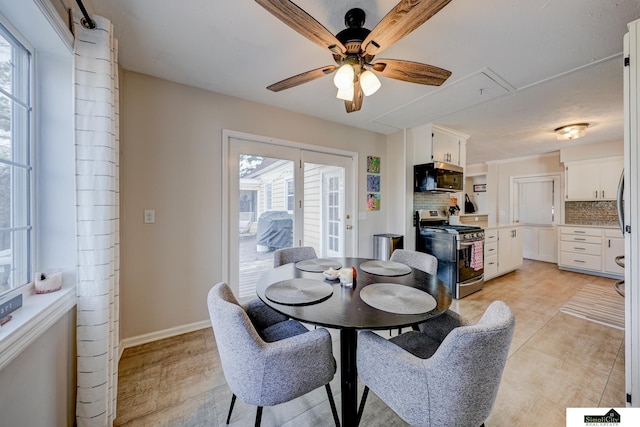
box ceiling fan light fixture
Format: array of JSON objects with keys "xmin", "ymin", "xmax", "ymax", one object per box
[
  {"xmin": 360, "ymin": 70, "xmax": 381, "ymax": 96},
  {"xmin": 334, "ymin": 64, "xmax": 355, "ymax": 89},
  {"xmin": 554, "ymin": 123, "xmax": 589, "ymax": 141},
  {"xmin": 336, "ymin": 85, "xmax": 354, "ymax": 101}
]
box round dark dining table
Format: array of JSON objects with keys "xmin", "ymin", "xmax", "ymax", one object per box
[{"xmin": 256, "ymin": 257, "xmax": 452, "ymax": 427}]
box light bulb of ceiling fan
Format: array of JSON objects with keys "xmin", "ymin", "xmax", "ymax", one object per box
[
  {"xmin": 360, "ymin": 70, "xmax": 381, "ymax": 96},
  {"xmin": 334, "ymin": 64, "xmax": 355, "ymax": 89},
  {"xmin": 336, "ymin": 84, "xmax": 354, "ymax": 101}
]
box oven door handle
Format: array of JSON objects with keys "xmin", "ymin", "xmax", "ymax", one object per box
[
  {"xmin": 460, "ymin": 275, "xmax": 484, "ymax": 287},
  {"xmin": 459, "ymin": 240, "xmax": 484, "ymax": 248}
]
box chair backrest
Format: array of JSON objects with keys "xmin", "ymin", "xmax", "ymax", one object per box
[
  {"xmin": 207, "ymin": 282, "xmax": 267, "ymax": 403},
  {"xmin": 390, "ymin": 249, "xmax": 437, "ymax": 275},
  {"xmin": 239, "ymin": 212, "xmax": 253, "ymax": 233},
  {"xmin": 273, "ymin": 246, "xmax": 317, "ymax": 267},
  {"xmin": 422, "ymin": 301, "xmax": 515, "ymax": 427}
]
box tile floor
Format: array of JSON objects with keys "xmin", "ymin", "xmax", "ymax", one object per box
[{"xmin": 115, "ymin": 260, "xmax": 626, "ymax": 426}]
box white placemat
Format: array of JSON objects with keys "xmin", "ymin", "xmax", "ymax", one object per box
[
  {"xmin": 295, "ymin": 258, "xmax": 342, "ymax": 272},
  {"xmin": 359, "ymin": 260, "xmax": 412, "ymax": 276},
  {"xmin": 360, "ymin": 283, "xmax": 436, "ymax": 314},
  {"xmin": 265, "ymin": 278, "xmax": 334, "ymax": 306}
]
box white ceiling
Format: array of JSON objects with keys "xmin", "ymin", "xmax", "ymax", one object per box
[{"xmin": 91, "ymin": 0, "xmax": 640, "ymax": 164}]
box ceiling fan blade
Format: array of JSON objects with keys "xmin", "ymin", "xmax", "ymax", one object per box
[
  {"xmin": 362, "ymin": 0, "xmax": 451, "ymax": 56},
  {"xmin": 256, "ymin": 0, "xmax": 347, "ymax": 57},
  {"xmin": 371, "ymin": 59, "xmax": 451, "ymax": 86},
  {"xmin": 267, "ymin": 65, "xmax": 337, "ymax": 92},
  {"xmin": 345, "ymin": 80, "xmax": 364, "ymax": 113}
]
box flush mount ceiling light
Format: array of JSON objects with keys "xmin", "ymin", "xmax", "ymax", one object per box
[{"xmin": 554, "ymin": 123, "xmax": 589, "ymax": 141}]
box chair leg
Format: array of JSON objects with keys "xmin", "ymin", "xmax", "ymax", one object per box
[
  {"xmin": 356, "ymin": 386, "xmax": 370, "ymax": 426},
  {"xmin": 325, "ymin": 384, "xmax": 340, "ymax": 427},
  {"xmin": 226, "ymin": 394, "xmax": 236, "ymax": 424},
  {"xmin": 255, "ymin": 406, "xmax": 263, "ymax": 427}
]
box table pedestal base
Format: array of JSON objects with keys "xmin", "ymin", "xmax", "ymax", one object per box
[{"xmin": 340, "ymin": 328, "xmax": 358, "ymax": 426}]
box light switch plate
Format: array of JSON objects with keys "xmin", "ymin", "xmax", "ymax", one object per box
[{"xmin": 144, "ymin": 210, "xmax": 155, "ymax": 224}]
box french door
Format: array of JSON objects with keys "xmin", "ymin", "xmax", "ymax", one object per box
[{"xmin": 224, "ymin": 132, "xmax": 357, "ymax": 299}]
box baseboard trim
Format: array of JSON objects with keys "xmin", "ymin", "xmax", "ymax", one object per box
[{"xmin": 119, "ymin": 320, "xmax": 211, "ymax": 356}]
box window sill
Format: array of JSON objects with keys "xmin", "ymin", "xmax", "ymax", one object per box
[{"xmin": 0, "ymin": 284, "xmax": 76, "ymax": 371}]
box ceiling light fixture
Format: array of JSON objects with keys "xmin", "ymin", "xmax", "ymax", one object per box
[
  {"xmin": 554, "ymin": 123, "xmax": 589, "ymax": 141},
  {"xmin": 336, "ymin": 85, "xmax": 354, "ymax": 101},
  {"xmin": 360, "ymin": 70, "xmax": 381, "ymax": 96},
  {"xmin": 333, "ymin": 64, "xmax": 355, "ymax": 90}
]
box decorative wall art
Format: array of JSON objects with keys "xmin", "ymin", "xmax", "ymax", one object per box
[
  {"xmin": 367, "ymin": 174, "xmax": 380, "ymax": 192},
  {"xmin": 367, "ymin": 193, "xmax": 380, "ymax": 211},
  {"xmin": 367, "ymin": 156, "xmax": 380, "ymax": 174},
  {"xmin": 366, "ymin": 156, "xmax": 381, "ymax": 211}
]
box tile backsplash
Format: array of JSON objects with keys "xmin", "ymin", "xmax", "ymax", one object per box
[
  {"xmin": 565, "ymin": 200, "xmax": 619, "ymax": 226},
  {"xmin": 413, "ymin": 192, "xmax": 452, "ymax": 216}
]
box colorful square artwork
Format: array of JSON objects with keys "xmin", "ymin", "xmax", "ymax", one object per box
[
  {"xmin": 367, "ymin": 156, "xmax": 380, "ymax": 174},
  {"xmin": 367, "ymin": 175, "xmax": 380, "ymax": 192},
  {"xmin": 367, "ymin": 193, "xmax": 380, "ymax": 211}
]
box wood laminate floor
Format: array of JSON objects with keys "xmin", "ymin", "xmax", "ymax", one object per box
[{"xmin": 115, "ymin": 260, "xmax": 626, "ymax": 426}]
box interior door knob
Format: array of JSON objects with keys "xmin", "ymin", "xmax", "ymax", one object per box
[{"xmin": 346, "ymin": 225, "xmax": 353, "ymax": 230}]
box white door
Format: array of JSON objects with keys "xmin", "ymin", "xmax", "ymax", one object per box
[
  {"xmin": 302, "ymin": 150, "xmax": 353, "ymax": 258},
  {"xmin": 224, "ymin": 133, "xmax": 356, "ymax": 299}
]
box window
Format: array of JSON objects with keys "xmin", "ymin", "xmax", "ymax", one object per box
[
  {"xmin": 265, "ymin": 182, "xmax": 273, "ymax": 210},
  {"xmin": 285, "ymin": 179, "xmax": 294, "ymax": 212},
  {"xmin": 0, "ymin": 22, "xmax": 32, "ymax": 295}
]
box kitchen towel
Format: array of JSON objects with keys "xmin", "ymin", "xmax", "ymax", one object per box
[{"xmin": 470, "ymin": 241, "xmax": 484, "ymax": 271}]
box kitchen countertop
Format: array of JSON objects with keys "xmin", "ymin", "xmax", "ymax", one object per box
[
  {"xmin": 561, "ymin": 224, "xmax": 620, "ymax": 230},
  {"xmin": 484, "ymin": 223, "xmax": 521, "ymax": 229}
]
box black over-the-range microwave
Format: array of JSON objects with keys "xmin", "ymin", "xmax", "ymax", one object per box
[{"xmin": 414, "ymin": 162, "xmax": 464, "ymax": 192}]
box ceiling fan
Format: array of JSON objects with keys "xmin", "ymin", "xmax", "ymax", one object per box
[{"xmin": 255, "ymin": 0, "xmax": 453, "ymax": 113}]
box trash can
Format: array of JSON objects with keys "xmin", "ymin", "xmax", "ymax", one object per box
[{"xmin": 373, "ymin": 234, "xmax": 404, "ymax": 261}]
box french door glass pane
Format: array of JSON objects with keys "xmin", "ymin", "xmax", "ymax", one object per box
[
  {"xmin": 238, "ymin": 154, "xmax": 294, "ymax": 299},
  {"xmin": 304, "ymin": 163, "xmax": 345, "ymax": 258}
]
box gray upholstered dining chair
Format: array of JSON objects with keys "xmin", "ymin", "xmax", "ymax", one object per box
[
  {"xmin": 389, "ymin": 249, "xmax": 437, "ymax": 275},
  {"xmin": 389, "ymin": 249, "xmax": 438, "ymax": 334},
  {"xmin": 273, "ymin": 246, "xmax": 317, "ymax": 267},
  {"xmin": 356, "ymin": 301, "xmax": 515, "ymax": 427},
  {"xmin": 207, "ymin": 282, "xmax": 339, "ymax": 427}
]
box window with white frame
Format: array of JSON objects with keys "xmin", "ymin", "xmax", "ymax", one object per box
[
  {"xmin": 0, "ymin": 22, "xmax": 32, "ymax": 295},
  {"xmin": 285, "ymin": 178, "xmax": 294, "ymax": 212}
]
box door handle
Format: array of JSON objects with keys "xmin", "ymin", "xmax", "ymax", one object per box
[{"xmin": 346, "ymin": 225, "xmax": 353, "ymax": 230}]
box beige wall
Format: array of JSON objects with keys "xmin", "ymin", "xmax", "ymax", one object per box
[
  {"xmin": 488, "ymin": 153, "xmax": 565, "ymax": 224},
  {"xmin": 0, "ymin": 311, "xmax": 76, "ymax": 426},
  {"xmin": 120, "ymin": 70, "xmax": 387, "ymax": 340}
]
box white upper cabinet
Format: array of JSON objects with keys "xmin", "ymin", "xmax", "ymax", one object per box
[
  {"xmin": 406, "ymin": 123, "xmax": 469, "ymax": 167},
  {"xmin": 565, "ymin": 157, "xmax": 623, "ymax": 200},
  {"xmin": 432, "ymin": 128, "xmax": 462, "ymax": 166}
]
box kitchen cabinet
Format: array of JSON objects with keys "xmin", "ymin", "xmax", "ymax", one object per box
[
  {"xmin": 603, "ymin": 229, "xmax": 625, "ymax": 275},
  {"xmin": 484, "ymin": 228, "xmax": 498, "ymax": 280},
  {"xmin": 484, "ymin": 226, "xmax": 522, "ymax": 281},
  {"xmin": 558, "ymin": 226, "xmax": 623, "ymax": 278},
  {"xmin": 565, "ymin": 157, "xmax": 623, "ymax": 200},
  {"xmin": 432, "ymin": 128, "xmax": 462, "ymax": 166},
  {"xmin": 407, "ymin": 123, "xmax": 468, "ymax": 167},
  {"xmin": 498, "ymin": 226, "xmax": 523, "ymax": 275}
]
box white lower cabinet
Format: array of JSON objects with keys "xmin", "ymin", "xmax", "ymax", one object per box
[
  {"xmin": 558, "ymin": 226, "xmax": 623, "ymax": 277},
  {"xmin": 603, "ymin": 229, "xmax": 625, "ymax": 275},
  {"xmin": 484, "ymin": 226, "xmax": 523, "ymax": 281}
]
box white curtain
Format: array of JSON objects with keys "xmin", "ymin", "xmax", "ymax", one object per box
[{"xmin": 74, "ymin": 15, "xmax": 120, "ymax": 426}]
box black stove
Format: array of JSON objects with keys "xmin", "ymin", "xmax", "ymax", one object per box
[{"xmin": 415, "ymin": 210, "xmax": 485, "ymax": 299}]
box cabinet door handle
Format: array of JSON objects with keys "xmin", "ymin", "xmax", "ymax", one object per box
[
  {"xmin": 573, "ymin": 230, "xmax": 586, "ymax": 234},
  {"xmin": 573, "ymin": 247, "xmax": 586, "ymax": 250},
  {"xmin": 594, "ymin": 190, "xmax": 598, "ymax": 198},
  {"xmin": 574, "ymin": 238, "xmax": 586, "ymax": 241},
  {"xmin": 574, "ymin": 260, "xmax": 586, "ymax": 263},
  {"xmin": 602, "ymin": 190, "xmax": 605, "ymax": 198}
]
